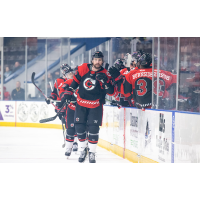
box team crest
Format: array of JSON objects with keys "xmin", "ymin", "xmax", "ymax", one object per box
[
  {"xmin": 76, "ymin": 118, "xmax": 79, "ymax": 122},
  {"xmin": 83, "ymin": 78, "xmax": 96, "ymax": 90}
]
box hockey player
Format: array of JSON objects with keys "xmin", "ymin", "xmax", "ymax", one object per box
[
  {"xmin": 62, "ymin": 51, "xmax": 115, "ymax": 163},
  {"xmin": 45, "ymin": 63, "xmax": 70, "ymax": 110},
  {"xmin": 111, "ymin": 58, "xmax": 130, "ymax": 107},
  {"xmin": 111, "ymin": 51, "xmax": 144, "ymax": 107},
  {"xmin": 45, "ymin": 64, "xmax": 78, "ymax": 151},
  {"xmin": 109, "ymin": 53, "xmax": 177, "ymax": 109},
  {"xmin": 59, "ymin": 74, "xmax": 78, "ymax": 157}
]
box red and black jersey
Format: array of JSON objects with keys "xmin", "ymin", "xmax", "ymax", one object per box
[
  {"xmin": 119, "ymin": 68, "xmax": 177, "ymax": 108},
  {"xmin": 59, "ymin": 79, "xmax": 77, "ymax": 111},
  {"xmin": 120, "ymin": 68, "xmax": 129, "ymax": 76},
  {"xmin": 70, "ymin": 63, "xmax": 114, "ymax": 108},
  {"xmin": 49, "ymin": 77, "xmax": 68, "ymax": 101},
  {"xmin": 113, "ymin": 67, "xmax": 138, "ymax": 107}
]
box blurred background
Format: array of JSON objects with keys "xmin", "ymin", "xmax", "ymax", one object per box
[{"xmin": 0, "ymin": 37, "xmax": 200, "ymax": 113}]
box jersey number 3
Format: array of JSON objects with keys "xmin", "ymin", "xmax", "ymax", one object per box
[{"xmin": 136, "ymin": 79, "xmax": 147, "ymax": 96}]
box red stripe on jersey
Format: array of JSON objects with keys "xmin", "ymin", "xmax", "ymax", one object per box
[
  {"xmin": 76, "ymin": 93, "xmax": 100, "ymax": 108},
  {"xmin": 73, "ymin": 75, "xmax": 80, "ymax": 84},
  {"xmin": 68, "ymin": 102, "xmax": 76, "ymax": 111}
]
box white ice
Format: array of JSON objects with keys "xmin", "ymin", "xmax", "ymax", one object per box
[{"xmin": 0, "ymin": 127, "xmax": 131, "ymax": 163}]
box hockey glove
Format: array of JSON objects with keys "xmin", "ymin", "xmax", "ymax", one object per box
[
  {"xmin": 61, "ymin": 92, "xmax": 73, "ymax": 104},
  {"xmin": 58, "ymin": 112, "xmax": 65, "ymax": 120},
  {"xmin": 113, "ymin": 59, "xmax": 125, "ymax": 70},
  {"xmin": 96, "ymin": 73, "xmax": 108, "ymax": 85},
  {"xmin": 62, "ymin": 83, "xmax": 69, "ymax": 90},
  {"xmin": 45, "ymin": 97, "xmax": 53, "ymax": 104},
  {"xmin": 110, "ymin": 100, "xmax": 119, "ymax": 106},
  {"xmin": 108, "ymin": 66, "xmax": 120, "ymax": 79},
  {"xmin": 135, "ymin": 103, "xmax": 143, "ymax": 109}
]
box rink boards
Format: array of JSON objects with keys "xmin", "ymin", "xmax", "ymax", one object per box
[{"xmin": 0, "ymin": 101, "xmax": 200, "ymax": 163}]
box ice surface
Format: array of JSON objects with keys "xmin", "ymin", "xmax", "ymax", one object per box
[{"xmin": 0, "ymin": 127, "xmax": 131, "ymax": 163}]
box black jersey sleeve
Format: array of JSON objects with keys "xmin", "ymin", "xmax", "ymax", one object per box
[{"xmin": 105, "ymin": 82, "xmax": 114, "ymax": 95}]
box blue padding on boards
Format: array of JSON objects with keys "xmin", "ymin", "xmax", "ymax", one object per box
[{"xmin": 171, "ymin": 111, "xmax": 175, "ymax": 163}]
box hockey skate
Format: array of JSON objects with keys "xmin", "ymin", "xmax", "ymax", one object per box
[
  {"xmin": 89, "ymin": 152, "xmax": 96, "ymax": 163},
  {"xmin": 65, "ymin": 148, "xmax": 72, "ymax": 159},
  {"xmin": 72, "ymin": 142, "xmax": 78, "ymax": 153},
  {"xmin": 78, "ymin": 148, "xmax": 88, "ymax": 163}
]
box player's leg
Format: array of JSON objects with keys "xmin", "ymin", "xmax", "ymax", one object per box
[
  {"xmin": 74, "ymin": 103, "xmax": 88, "ymax": 163},
  {"xmin": 72, "ymin": 133, "xmax": 78, "ymax": 152},
  {"xmin": 65, "ymin": 107, "xmax": 76, "ymax": 158},
  {"xmin": 87, "ymin": 104, "xmax": 103, "ymax": 163}
]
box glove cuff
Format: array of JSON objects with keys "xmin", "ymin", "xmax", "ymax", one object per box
[
  {"xmin": 115, "ymin": 74, "xmax": 123, "ymax": 82},
  {"xmin": 49, "ymin": 94, "xmax": 57, "ymax": 100}
]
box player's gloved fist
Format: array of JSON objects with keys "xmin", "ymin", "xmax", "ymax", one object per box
[
  {"xmin": 58, "ymin": 112, "xmax": 65, "ymax": 120},
  {"xmin": 135, "ymin": 103, "xmax": 142, "ymax": 109},
  {"xmin": 108, "ymin": 66, "xmax": 121, "ymax": 79},
  {"xmin": 45, "ymin": 97, "xmax": 53, "ymax": 104},
  {"xmin": 96, "ymin": 73, "xmax": 108, "ymax": 85},
  {"xmin": 62, "ymin": 83, "xmax": 69, "ymax": 90},
  {"xmin": 61, "ymin": 93, "xmax": 72, "ymax": 104},
  {"xmin": 110, "ymin": 100, "xmax": 119, "ymax": 106},
  {"xmin": 113, "ymin": 59, "xmax": 125, "ymax": 71}
]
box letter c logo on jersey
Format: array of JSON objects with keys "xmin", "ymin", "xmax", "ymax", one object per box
[
  {"xmin": 83, "ymin": 78, "xmax": 96, "ymax": 91},
  {"xmin": 153, "ymin": 79, "xmax": 165, "ymax": 97}
]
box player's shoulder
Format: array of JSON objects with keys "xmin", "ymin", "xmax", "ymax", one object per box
[
  {"xmin": 120, "ymin": 68, "xmax": 127, "ymax": 74},
  {"xmin": 78, "ymin": 63, "xmax": 89, "ymax": 69},
  {"xmin": 56, "ymin": 77, "xmax": 65, "ymax": 83},
  {"xmin": 77, "ymin": 63, "xmax": 90, "ymax": 76},
  {"xmin": 127, "ymin": 67, "xmax": 140, "ymax": 76}
]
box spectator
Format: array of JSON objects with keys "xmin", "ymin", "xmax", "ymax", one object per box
[
  {"xmin": 11, "ymin": 81, "xmax": 25, "ymax": 100},
  {"xmin": 4, "ymin": 66, "xmax": 12, "ymax": 78},
  {"xmin": 12, "ymin": 62, "xmax": 21, "ymax": 73},
  {"xmin": 0, "ymin": 86, "xmax": 11, "ymax": 100}
]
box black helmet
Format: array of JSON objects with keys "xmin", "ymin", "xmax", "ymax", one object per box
[
  {"xmin": 113, "ymin": 58, "xmax": 125, "ymax": 70},
  {"xmin": 92, "ymin": 51, "xmax": 104, "ymax": 60},
  {"xmin": 131, "ymin": 50, "xmax": 144, "ymax": 63},
  {"xmin": 114, "ymin": 58, "xmax": 124, "ymax": 66},
  {"xmin": 60, "ymin": 63, "xmax": 73, "ymax": 75},
  {"xmin": 138, "ymin": 53, "xmax": 152, "ymax": 68}
]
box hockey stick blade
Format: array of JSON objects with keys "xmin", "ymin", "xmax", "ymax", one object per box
[
  {"xmin": 39, "ymin": 115, "xmax": 57, "ymax": 123},
  {"xmin": 39, "ymin": 101, "xmax": 68, "ymax": 123}
]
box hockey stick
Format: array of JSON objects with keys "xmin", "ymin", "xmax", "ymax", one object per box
[
  {"xmin": 105, "ymin": 63, "xmax": 109, "ymax": 70},
  {"xmin": 39, "ymin": 100, "xmax": 76, "ymax": 123},
  {"xmin": 39, "ymin": 101, "xmax": 68, "ymax": 123},
  {"xmin": 105, "ymin": 98, "xmax": 121, "ymax": 108},
  {"xmin": 61, "ymin": 116, "xmax": 66, "ymax": 148},
  {"xmin": 49, "ymin": 81, "xmax": 53, "ymax": 91},
  {"xmin": 31, "ymin": 72, "xmax": 56, "ymax": 108}
]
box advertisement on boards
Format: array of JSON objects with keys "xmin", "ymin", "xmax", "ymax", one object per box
[
  {"xmin": 139, "ymin": 110, "xmax": 172, "ymax": 163},
  {"xmin": 129, "ymin": 108, "xmax": 139, "ymax": 154},
  {"xmin": 16, "ymin": 101, "xmax": 60, "ymax": 124},
  {"xmin": 0, "ymin": 101, "xmax": 16, "ymax": 122}
]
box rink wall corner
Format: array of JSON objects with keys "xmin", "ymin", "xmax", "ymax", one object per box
[{"xmin": 1, "ymin": 101, "xmax": 200, "ymax": 163}]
